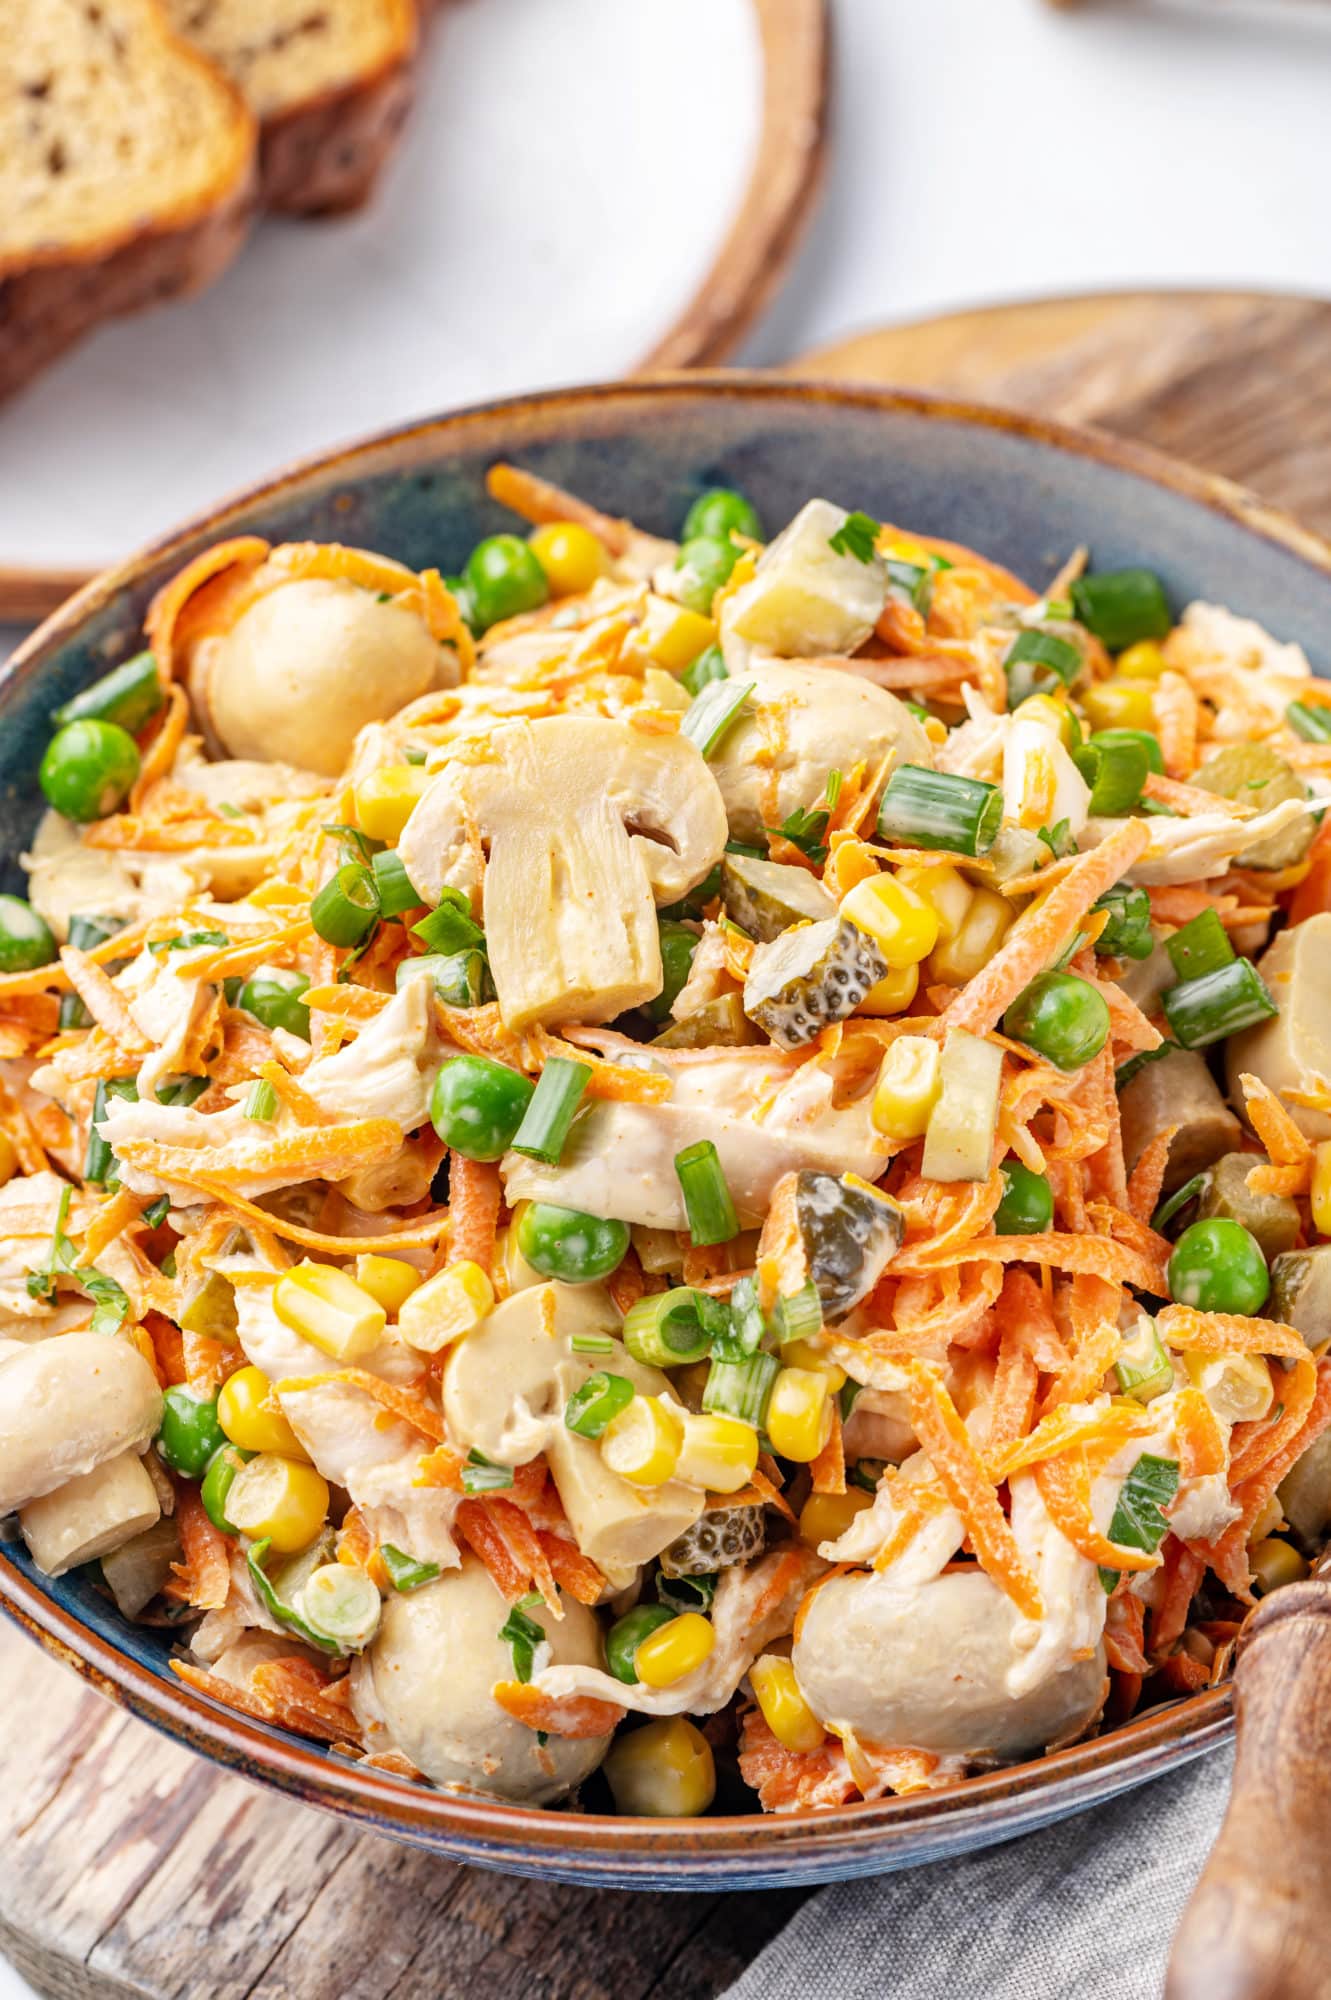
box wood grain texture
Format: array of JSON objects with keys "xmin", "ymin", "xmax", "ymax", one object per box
[
  {"xmin": 1165, "ymin": 1581, "xmax": 1331, "ymax": 2000},
  {"xmin": 0, "ymin": 1622, "xmax": 805, "ymax": 2000},
  {"xmin": 796, "ymin": 290, "xmax": 1331, "ymax": 538}
]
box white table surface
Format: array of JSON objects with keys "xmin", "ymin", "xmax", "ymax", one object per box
[{"xmin": 3, "ymin": 0, "xmax": 1331, "ymax": 1992}]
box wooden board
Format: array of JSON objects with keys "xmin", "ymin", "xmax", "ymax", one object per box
[{"xmin": 795, "ymin": 289, "xmax": 1331, "ymax": 538}]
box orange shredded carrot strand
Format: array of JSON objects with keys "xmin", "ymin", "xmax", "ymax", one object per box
[
  {"xmin": 906, "ymin": 1365, "xmax": 1042, "ymax": 1619},
  {"xmin": 491, "ymin": 1680, "xmax": 624, "ymax": 1738},
  {"xmin": 1127, "ymin": 1127, "xmax": 1178, "ymax": 1225},
  {"xmin": 810, "ymin": 1400, "xmax": 847, "ymax": 1495},
  {"xmin": 170, "ymin": 1484, "xmax": 231, "ymax": 1610},
  {"xmin": 446, "ymin": 1155, "xmax": 502, "ymax": 1276}
]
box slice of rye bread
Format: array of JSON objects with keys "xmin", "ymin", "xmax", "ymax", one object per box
[
  {"xmin": 162, "ymin": 0, "xmax": 421, "ymax": 216},
  {"xmin": 0, "ymin": 0, "xmax": 258, "ymax": 403}
]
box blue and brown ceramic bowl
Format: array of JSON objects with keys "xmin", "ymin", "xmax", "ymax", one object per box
[{"xmin": 2, "ymin": 376, "xmax": 1327, "ymax": 1889}]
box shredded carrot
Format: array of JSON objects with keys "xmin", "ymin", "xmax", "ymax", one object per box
[
  {"xmin": 59, "ymin": 947, "xmax": 151, "ymax": 1053},
  {"xmin": 895, "ymin": 1229, "xmax": 1165, "ymax": 1295},
  {"xmin": 301, "ymin": 984, "xmax": 393, "ymax": 1021},
  {"xmin": 275, "ymin": 1368, "xmax": 446, "ymax": 1442},
  {"xmin": 255, "ymin": 1060, "xmax": 338, "ymax": 1126},
  {"xmin": 446, "ymin": 1154, "xmax": 502, "ymax": 1276},
  {"xmin": 129, "ymin": 683, "xmax": 190, "ymax": 809},
  {"xmin": 182, "ymin": 1326, "xmax": 238, "ymax": 1400},
  {"xmin": 145, "ymin": 536, "xmax": 269, "ymax": 679},
  {"xmin": 169, "ymin": 1185, "xmax": 450, "ymax": 1255},
  {"xmin": 1199, "ymin": 1358, "xmax": 1331, "ymax": 1600},
  {"xmin": 1173, "ymin": 1386, "xmax": 1229, "ymax": 1481},
  {"xmin": 412, "ymin": 1443, "xmax": 468, "ymax": 1489},
  {"xmin": 906, "ymin": 1366, "xmax": 1041, "ymax": 1619},
  {"xmin": 1104, "ymin": 1592, "xmax": 1152, "ymax": 1676},
  {"xmin": 539, "ymin": 1532, "xmax": 607, "ymax": 1607},
  {"xmin": 1126, "ymin": 1127, "xmax": 1177, "ymax": 1225},
  {"xmin": 169, "ymin": 1484, "xmax": 231, "ymax": 1609},
  {"xmin": 1034, "ymin": 1450, "xmax": 1161, "ymax": 1572},
  {"xmin": 1238, "ymin": 1071, "xmax": 1313, "ymax": 1168},
  {"xmin": 1152, "ymin": 1541, "xmax": 1207, "ymax": 1653},
  {"xmin": 491, "ymin": 1680, "xmax": 624, "ymax": 1738},
  {"xmin": 455, "ymin": 1498, "xmax": 530, "ymax": 1600},
  {"xmin": 809, "ymin": 1399, "xmax": 847, "ymax": 1495}
]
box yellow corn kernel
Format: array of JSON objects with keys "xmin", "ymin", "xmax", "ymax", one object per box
[
  {"xmin": 217, "ymin": 1365, "xmax": 310, "ymax": 1461},
  {"xmin": 841, "ymin": 873, "xmax": 939, "ymax": 969},
  {"xmin": 798, "ymin": 1486, "xmax": 874, "ymax": 1550},
  {"xmin": 1248, "ymin": 1493, "xmax": 1285, "ymax": 1546},
  {"xmin": 1116, "ymin": 640, "xmax": 1168, "ymax": 681},
  {"xmin": 765, "ymin": 1368, "xmax": 834, "ymax": 1462},
  {"xmin": 353, "ymin": 764, "xmax": 432, "ymax": 844},
  {"xmin": 896, "ymin": 863, "xmax": 972, "ymax": 943},
  {"xmin": 921, "ymin": 713, "xmax": 949, "ymax": 748},
  {"xmin": 273, "ymin": 1262, "xmax": 387, "ymax": 1361},
  {"xmin": 355, "ymin": 1254, "xmax": 423, "ymax": 1317},
  {"xmin": 603, "ymin": 1716, "xmax": 716, "ymax": 1817},
  {"xmin": 1080, "ymin": 678, "xmax": 1156, "ymax": 733},
  {"xmin": 634, "ymin": 1611, "xmax": 717, "ymax": 1688},
  {"xmin": 750, "ymin": 1654, "xmax": 827, "ymax": 1753},
  {"xmin": 927, "ymin": 885, "xmax": 1013, "ymax": 985},
  {"xmin": 779, "ymin": 1339, "xmax": 846, "ymax": 1392},
  {"xmin": 528, "ymin": 521, "xmax": 608, "ymax": 598},
  {"xmin": 1184, "ymin": 1349, "xmax": 1274, "ymax": 1425},
  {"xmin": 225, "ymin": 1453, "xmax": 329, "ymax": 1554},
  {"xmin": 1012, "ymin": 691, "xmax": 1076, "ymax": 745},
  {"xmin": 1312, "ymin": 1140, "xmax": 1331, "ymax": 1236},
  {"xmin": 872, "ymin": 1033, "xmax": 942, "ymax": 1140},
  {"xmin": 857, "ymin": 960, "xmax": 919, "ymax": 1018},
  {"xmin": 640, "ymin": 596, "xmax": 717, "ymax": 673},
  {"xmin": 601, "ymin": 1394, "xmax": 682, "ymax": 1487},
  {"xmin": 674, "ymin": 1412, "xmax": 759, "ymax": 1494},
  {"xmin": 398, "ymin": 1260, "xmax": 495, "ymax": 1354},
  {"xmin": 1250, "ymin": 1536, "xmax": 1308, "ymax": 1596}
]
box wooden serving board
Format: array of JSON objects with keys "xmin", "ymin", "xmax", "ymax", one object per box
[{"xmin": 6, "ymin": 284, "xmax": 1331, "ymax": 2000}]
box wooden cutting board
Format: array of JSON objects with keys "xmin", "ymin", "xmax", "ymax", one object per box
[{"xmin": 6, "ymin": 284, "xmax": 1331, "ymax": 2000}]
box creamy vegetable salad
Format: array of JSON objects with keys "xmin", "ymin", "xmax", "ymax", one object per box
[{"xmin": 3, "ymin": 465, "xmax": 1331, "ymax": 1818}]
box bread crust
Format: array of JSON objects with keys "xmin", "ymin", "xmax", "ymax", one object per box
[{"xmin": 258, "ymin": 32, "xmax": 418, "ymax": 217}]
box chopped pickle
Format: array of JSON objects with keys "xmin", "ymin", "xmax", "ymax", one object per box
[
  {"xmin": 1278, "ymin": 1428, "xmax": 1331, "ymax": 1552},
  {"xmin": 743, "ymin": 917, "xmax": 888, "ymax": 1049},
  {"xmin": 1191, "ymin": 745, "xmax": 1314, "ymax": 869},
  {"xmin": 1269, "ymin": 1245, "xmax": 1331, "ymax": 1341},
  {"xmin": 652, "ymin": 992, "xmax": 760, "ymax": 1048},
  {"xmin": 658, "ymin": 1504, "xmax": 766, "ymax": 1577},
  {"xmin": 1195, "ymin": 1152, "xmax": 1301, "ymax": 1261},
  {"xmin": 179, "ymin": 1269, "xmax": 239, "ymax": 1345},
  {"xmin": 759, "ymin": 1168, "xmax": 905, "ymax": 1322},
  {"xmin": 720, "ymin": 854, "xmax": 836, "ymax": 942}
]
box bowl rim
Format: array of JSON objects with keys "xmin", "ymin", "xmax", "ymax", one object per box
[{"xmin": 2, "ymin": 369, "xmax": 1322, "ymax": 1873}]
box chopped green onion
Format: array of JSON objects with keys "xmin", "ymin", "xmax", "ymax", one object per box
[
  {"xmin": 717, "ymin": 1273, "xmax": 767, "ymax": 1362},
  {"xmin": 657, "ymin": 1571, "xmax": 717, "ymax": 1615},
  {"xmin": 571, "ymin": 1332, "xmax": 615, "ymax": 1355},
  {"xmin": 1165, "ymin": 909, "xmax": 1234, "ymax": 984},
  {"xmin": 372, "ymin": 848, "xmax": 420, "ymax": 918},
  {"xmin": 500, "ymin": 1594, "xmax": 547, "ymax": 1682},
  {"xmin": 142, "ymin": 1195, "xmax": 171, "ymax": 1228},
  {"xmin": 1088, "ymin": 727, "xmax": 1165, "ymax": 777},
  {"xmin": 1004, "ymin": 629, "xmax": 1082, "ymax": 705},
  {"xmin": 774, "ymin": 1279, "xmax": 822, "ymax": 1345},
  {"xmin": 244, "ymin": 1079, "xmax": 278, "ymax": 1122},
  {"xmin": 681, "ymin": 645, "xmax": 728, "ymax": 697},
  {"xmin": 876, "ymin": 764, "xmax": 1003, "ymax": 857},
  {"xmin": 702, "ymin": 1351, "xmax": 778, "ymax": 1428},
  {"xmin": 237, "ymin": 969, "xmax": 311, "ymax": 1041},
  {"xmin": 83, "ymin": 1265, "xmax": 131, "ymax": 1336},
  {"xmin": 622, "ymin": 1288, "xmax": 713, "ymax": 1368},
  {"xmin": 1286, "ymin": 701, "xmax": 1331, "ymax": 744},
  {"xmin": 1092, "ymin": 884, "xmax": 1154, "ymax": 960},
  {"xmin": 674, "ymin": 1139, "xmax": 740, "ymax": 1245},
  {"xmin": 1151, "ymin": 1171, "xmax": 1208, "ymax": 1238},
  {"xmin": 460, "ymin": 1450, "xmax": 515, "ymax": 1494},
  {"xmin": 901, "ymin": 699, "xmax": 934, "ymax": 726},
  {"xmin": 1071, "ymin": 568, "xmax": 1172, "ymax": 652},
  {"xmin": 827, "ymin": 511, "xmax": 881, "ymax": 564},
  {"xmin": 1098, "ymin": 1452, "xmax": 1179, "ymax": 1590},
  {"xmin": 397, "ymin": 948, "xmax": 491, "ymax": 1007},
  {"xmin": 1115, "ymin": 1042, "xmax": 1177, "ymax": 1092},
  {"xmin": 53, "ymin": 651, "xmax": 164, "ymax": 735},
  {"xmin": 1114, "ymin": 1316, "xmax": 1173, "ymax": 1402},
  {"xmin": 411, "ymin": 888, "xmax": 484, "ymax": 956},
  {"xmin": 403, "ymin": 745, "xmax": 428, "ymax": 766},
  {"xmin": 84, "ymin": 1076, "xmax": 137, "ymax": 1185},
  {"xmin": 381, "ymin": 1543, "xmax": 441, "ymax": 1592},
  {"xmin": 296, "ymin": 1565, "xmax": 382, "ymax": 1650},
  {"xmin": 247, "ymin": 1539, "xmax": 340, "ymax": 1654},
  {"xmin": 563, "ymin": 1371, "xmax": 635, "ymax": 1439},
  {"xmin": 1161, "ymin": 957, "xmax": 1276, "ymax": 1050},
  {"xmin": 510, "ymin": 1057, "xmax": 591, "ymax": 1165},
  {"xmin": 156, "ymin": 1076, "xmax": 208, "ymax": 1107},
  {"xmin": 681, "ymin": 679, "xmax": 754, "ymax": 757},
  {"xmin": 311, "ymin": 862, "xmax": 380, "ymax": 948},
  {"xmin": 60, "ymin": 913, "xmax": 119, "ymax": 1028},
  {"xmin": 1072, "ymin": 735, "xmax": 1149, "ymax": 816}
]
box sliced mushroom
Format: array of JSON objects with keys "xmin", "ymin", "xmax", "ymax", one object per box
[
  {"xmin": 1196, "ymin": 1153, "xmax": 1301, "ymax": 1260},
  {"xmin": 1227, "ymin": 914, "xmax": 1331, "ymax": 1140},
  {"xmin": 20, "ymin": 1449, "xmax": 160, "ymax": 1577},
  {"xmin": 720, "ymin": 499, "xmax": 888, "ymax": 658},
  {"xmin": 705, "ymin": 660, "xmax": 931, "ymax": 844},
  {"xmin": 442, "ymin": 1282, "xmax": 703, "ymax": 1575},
  {"xmin": 24, "ymin": 810, "xmax": 205, "ymax": 941},
  {"xmin": 1118, "ymin": 1049, "xmax": 1242, "ymax": 1197},
  {"xmin": 399, "ymin": 716, "xmax": 728, "ymax": 1031},
  {"xmin": 0, "ymin": 1334, "xmax": 163, "ymax": 1517},
  {"xmin": 357, "ymin": 1558, "xmax": 610, "ymax": 1803},
  {"xmin": 195, "ymin": 577, "xmax": 456, "ymax": 777}
]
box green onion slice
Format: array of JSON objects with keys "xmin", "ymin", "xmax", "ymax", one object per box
[
  {"xmin": 1287, "ymin": 701, "xmax": 1331, "ymax": 744},
  {"xmin": 674, "ymin": 1139, "xmax": 740, "ymax": 1245},
  {"xmin": 510, "ymin": 1057, "xmax": 591, "ymax": 1165},
  {"xmin": 53, "ymin": 650, "xmax": 164, "ymax": 736},
  {"xmin": 1004, "ymin": 629, "xmax": 1082, "ymax": 705},
  {"xmin": 1071, "ymin": 569, "xmax": 1172, "ymax": 653},
  {"xmin": 702, "ymin": 1351, "xmax": 778, "ymax": 1429},
  {"xmin": 460, "ymin": 1450, "xmax": 515, "ymax": 1494},
  {"xmin": 1098, "ymin": 1452, "xmax": 1179, "ymax": 1590},
  {"xmin": 372, "ymin": 848, "xmax": 420, "ymax": 918},
  {"xmin": 563, "ymin": 1371, "xmax": 636, "ymax": 1439},
  {"xmin": 499, "ymin": 1593, "xmax": 547, "ymax": 1682},
  {"xmin": 681, "ymin": 679, "xmax": 754, "ymax": 757},
  {"xmin": 411, "ymin": 888, "xmax": 485, "ymax": 956},
  {"xmin": 876, "ymin": 764, "xmax": 1003, "ymax": 857},
  {"xmin": 1161, "ymin": 957, "xmax": 1276, "ymax": 1050},
  {"xmin": 1165, "ymin": 909, "xmax": 1234, "ymax": 984},
  {"xmin": 1087, "ymin": 726, "xmax": 1165, "ymax": 777},
  {"xmin": 1114, "ymin": 1317, "xmax": 1174, "ymax": 1403},
  {"xmin": 381, "ymin": 1543, "xmax": 441, "ymax": 1592},
  {"xmin": 311, "ymin": 862, "xmax": 380, "ymax": 948},
  {"xmin": 1091, "ymin": 884, "xmax": 1154, "ymax": 961},
  {"xmin": 622, "ymin": 1288, "xmax": 713, "ymax": 1368},
  {"xmin": 244, "ymin": 1079, "xmax": 278, "ymax": 1122},
  {"xmin": 246, "ymin": 1539, "xmax": 339, "ymax": 1655},
  {"xmin": 681, "ymin": 645, "xmax": 729, "ymax": 697},
  {"xmin": 1151, "ymin": 1171, "xmax": 1209, "ymax": 1239},
  {"xmin": 1072, "ymin": 736, "xmax": 1149, "ymax": 816},
  {"xmin": 571, "ymin": 1332, "xmax": 615, "ymax": 1355},
  {"xmin": 774, "ymin": 1279, "xmax": 823, "ymax": 1345}
]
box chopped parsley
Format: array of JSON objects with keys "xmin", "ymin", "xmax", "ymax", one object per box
[
  {"xmin": 828, "ymin": 511, "xmax": 882, "ymax": 564},
  {"xmin": 499, "ymin": 1593, "xmax": 547, "ymax": 1682}
]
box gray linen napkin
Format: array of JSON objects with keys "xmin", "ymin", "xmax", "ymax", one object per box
[{"xmin": 723, "ymin": 1748, "xmax": 1232, "ymax": 2000}]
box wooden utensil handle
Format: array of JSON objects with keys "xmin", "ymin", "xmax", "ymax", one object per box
[{"xmin": 1166, "ymin": 1580, "xmax": 1331, "ymax": 2000}]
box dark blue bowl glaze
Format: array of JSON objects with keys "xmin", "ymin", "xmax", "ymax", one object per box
[{"xmin": 2, "ymin": 375, "xmax": 1325, "ymax": 1887}]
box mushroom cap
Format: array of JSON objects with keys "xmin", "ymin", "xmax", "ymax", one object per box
[
  {"xmin": 707, "ymin": 660, "xmax": 932, "ymax": 842},
  {"xmin": 0, "ymin": 1334, "xmax": 163, "ymax": 1516},
  {"xmin": 1227, "ymin": 913, "xmax": 1331, "ymax": 1141},
  {"xmin": 360, "ymin": 1558, "xmax": 610, "ymax": 1803},
  {"xmin": 196, "ymin": 578, "xmax": 455, "ymax": 776}
]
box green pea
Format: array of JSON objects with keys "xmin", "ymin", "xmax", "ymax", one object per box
[
  {"xmin": 238, "ymin": 969, "xmax": 311, "ymax": 1041},
  {"xmin": 682, "ymin": 488, "xmax": 763, "ymax": 545},
  {"xmin": 1168, "ymin": 1217, "xmax": 1270, "ymax": 1317},
  {"xmin": 646, "ymin": 922, "xmax": 699, "ymax": 1023},
  {"xmin": 0, "ymin": 896, "xmax": 57, "ymax": 974},
  {"xmin": 994, "ymin": 1160, "xmax": 1054, "ymax": 1236},
  {"xmin": 201, "ymin": 1443, "xmax": 253, "ymax": 1533},
  {"xmin": 157, "ymin": 1387, "xmax": 227, "ymax": 1480},
  {"xmin": 674, "ymin": 535, "xmax": 740, "ymax": 615},
  {"xmin": 430, "ymin": 1054, "xmax": 534, "ymax": 1161},
  {"xmin": 606, "ymin": 1603, "xmax": 677, "ymax": 1685},
  {"xmin": 464, "ymin": 535, "xmax": 549, "ymax": 632},
  {"xmin": 1002, "ymin": 971, "xmax": 1111, "ymax": 1072},
  {"xmin": 39, "ymin": 719, "xmax": 141, "ymax": 823},
  {"xmin": 516, "ymin": 1201, "xmax": 630, "ymax": 1283}
]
